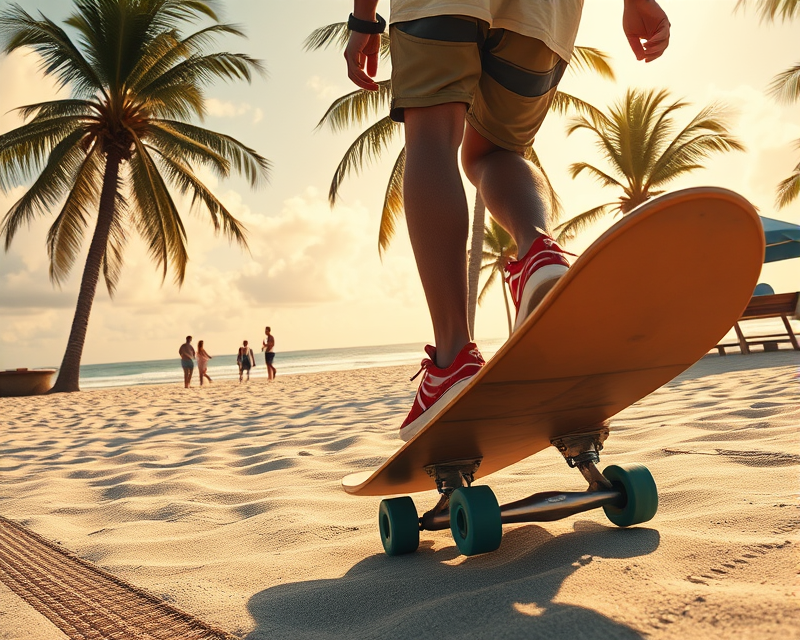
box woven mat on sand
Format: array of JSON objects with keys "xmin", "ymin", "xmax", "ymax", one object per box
[{"xmin": 0, "ymin": 516, "xmax": 234, "ymax": 640}]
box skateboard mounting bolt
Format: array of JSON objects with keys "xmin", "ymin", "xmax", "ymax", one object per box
[
  {"xmin": 551, "ymin": 424, "xmax": 610, "ymax": 468},
  {"xmin": 424, "ymin": 459, "xmax": 482, "ymax": 495},
  {"xmin": 564, "ymin": 450, "xmax": 600, "ymax": 468}
]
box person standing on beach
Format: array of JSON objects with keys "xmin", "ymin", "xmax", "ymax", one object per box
[
  {"xmin": 197, "ymin": 340, "xmax": 213, "ymax": 386},
  {"xmin": 344, "ymin": 0, "xmax": 670, "ymax": 439},
  {"xmin": 178, "ymin": 336, "xmax": 195, "ymax": 389},
  {"xmin": 237, "ymin": 340, "xmax": 255, "ymax": 383},
  {"xmin": 262, "ymin": 326, "xmax": 277, "ymax": 380}
]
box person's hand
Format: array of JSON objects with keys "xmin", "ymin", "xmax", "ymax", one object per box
[
  {"xmin": 622, "ymin": 0, "xmax": 670, "ymax": 62},
  {"xmin": 345, "ymin": 31, "xmax": 381, "ymax": 91}
]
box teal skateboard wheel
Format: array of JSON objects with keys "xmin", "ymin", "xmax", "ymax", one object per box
[
  {"xmin": 378, "ymin": 497, "xmax": 419, "ymax": 555},
  {"xmin": 602, "ymin": 463, "xmax": 658, "ymax": 527},
  {"xmin": 449, "ymin": 486, "xmax": 502, "ymax": 556}
]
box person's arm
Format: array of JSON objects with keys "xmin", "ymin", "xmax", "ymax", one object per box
[
  {"xmin": 622, "ymin": 0, "xmax": 670, "ymax": 62},
  {"xmin": 344, "ymin": 0, "xmax": 382, "ymax": 91}
]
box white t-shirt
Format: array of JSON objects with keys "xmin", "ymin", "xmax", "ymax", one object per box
[{"xmin": 389, "ymin": 0, "xmax": 584, "ymax": 62}]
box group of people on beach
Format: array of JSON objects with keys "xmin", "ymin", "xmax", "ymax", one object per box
[{"xmin": 178, "ymin": 326, "xmax": 276, "ymax": 388}]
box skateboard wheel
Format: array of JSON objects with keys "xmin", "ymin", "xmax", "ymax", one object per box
[
  {"xmin": 601, "ymin": 463, "xmax": 658, "ymax": 527},
  {"xmin": 449, "ymin": 486, "xmax": 502, "ymax": 556},
  {"xmin": 378, "ymin": 497, "xmax": 419, "ymax": 556}
]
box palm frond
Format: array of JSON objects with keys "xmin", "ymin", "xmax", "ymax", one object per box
[
  {"xmin": 378, "ymin": 147, "xmax": 405, "ymax": 256},
  {"xmin": 15, "ymin": 99, "xmax": 99, "ymax": 121},
  {"xmin": 734, "ymin": 0, "xmax": 800, "ymax": 22},
  {"xmin": 0, "ymin": 115, "xmax": 88, "ymax": 190},
  {"xmin": 0, "ymin": 4, "xmax": 106, "ymax": 98},
  {"xmin": 550, "ymin": 91, "xmax": 606, "ymax": 120},
  {"xmin": 477, "ymin": 268, "xmax": 499, "ymax": 306},
  {"xmin": 145, "ymin": 121, "xmax": 231, "ymax": 178},
  {"xmin": 317, "ymin": 81, "xmax": 393, "ymax": 132},
  {"xmin": 137, "ymin": 52, "xmax": 265, "ymax": 105},
  {"xmin": 101, "ymin": 190, "xmax": 129, "ymax": 297},
  {"xmin": 328, "ymin": 116, "xmax": 401, "ymax": 205},
  {"xmin": 639, "ymin": 94, "xmax": 691, "ymax": 178},
  {"xmin": 127, "ymin": 23, "xmax": 249, "ymax": 93},
  {"xmin": 152, "ymin": 120, "xmax": 270, "ymax": 187},
  {"xmin": 776, "ymin": 156, "xmax": 800, "ymax": 208},
  {"xmin": 304, "ymin": 22, "xmax": 391, "ymax": 59},
  {"xmin": 149, "ymin": 146, "xmax": 248, "ymax": 249},
  {"xmin": 143, "ymin": 83, "xmax": 207, "ymax": 120},
  {"xmin": 566, "ymin": 113, "xmax": 624, "ymax": 182},
  {"xmin": 128, "ymin": 138, "xmax": 188, "ymax": 284},
  {"xmin": 554, "ymin": 203, "xmax": 618, "ymax": 243},
  {"xmin": 569, "ymin": 162, "xmax": 625, "ymax": 189},
  {"xmin": 146, "ymin": 0, "xmax": 221, "ymax": 27},
  {"xmin": 46, "ymin": 146, "xmax": 103, "ymax": 285},
  {"xmin": 648, "ymin": 126, "xmax": 744, "ymax": 189},
  {"xmin": 569, "ymin": 46, "xmax": 615, "ymax": 81},
  {"xmin": 767, "ymin": 63, "xmax": 800, "ymax": 104},
  {"xmin": 1, "ymin": 128, "xmax": 88, "ymax": 248}
]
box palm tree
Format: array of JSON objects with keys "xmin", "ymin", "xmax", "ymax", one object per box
[
  {"xmin": 0, "ymin": 0, "xmax": 270, "ymax": 393},
  {"xmin": 305, "ymin": 23, "xmax": 613, "ymax": 335},
  {"xmin": 478, "ymin": 218, "xmax": 517, "ymax": 336},
  {"xmin": 736, "ymin": 0, "xmax": 800, "ymax": 207},
  {"xmin": 554, "ymin": 88, "xmax": 745, "ymax": 242}
]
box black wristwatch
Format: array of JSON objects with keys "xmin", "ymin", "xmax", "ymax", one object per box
[{"xmin": 348, "ymin": 13, "xmax": 387, "ymax": 34}]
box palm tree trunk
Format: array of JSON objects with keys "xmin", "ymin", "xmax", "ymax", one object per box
[
  {"xmin": 467, "ymin": 192, "xmax": 486, "ymax": 337},
  {"xmin": 502, "ymin": 280, "xmax": 513, "ymax": 336},
  {"xmin": 50, "ymin": 149, "xmax": 122, "ymax": 393}
]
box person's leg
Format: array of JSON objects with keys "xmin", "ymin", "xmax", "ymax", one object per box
[
  {"xmin": 403, "ymin": 102, "xmax": 471, "ymax": 368},
  {"xmin": 461, "ymin": 126, "xmax": 551, "ymax": 259},
  {"xmin": 183, "ymin": 366, "xmax": 190, "ymax": 388},
  {"xmin": 459, "ymin": 33, "xmax": 571, "ymax": 331}
]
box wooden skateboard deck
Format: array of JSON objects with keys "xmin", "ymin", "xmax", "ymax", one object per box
[{"xmin": 342, "ymin": 187, "xmax": 764, "ymax": 497}]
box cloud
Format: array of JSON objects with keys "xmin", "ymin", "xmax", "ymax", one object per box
[
  {"xmin": 205, "ymin": 98, "xmax": 263, "ymax": 124},
  {"xmin": 307, "ymin": 75, "xmax": 342, "ymax": 102},
  {"xmin": 232, "ymin": 188, "xmax": 418, "ymax": 306}
]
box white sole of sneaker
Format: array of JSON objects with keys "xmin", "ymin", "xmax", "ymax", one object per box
[
  {"xmin": 398, "ymin": 375, "xmax": 475, "ymax": 442},
  {"xmin": 513, "ymin": 264, "xmax": 568, "ymax": 333}
]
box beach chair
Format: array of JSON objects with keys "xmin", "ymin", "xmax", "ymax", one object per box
[{"xmin": 715, "ymin": 291, "xmax": 800, "ymax": 355}]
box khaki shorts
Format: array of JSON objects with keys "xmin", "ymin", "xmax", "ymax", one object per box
[{"xmin": 390, "ymin": 15, "xmax": 568, "ymax": 153}]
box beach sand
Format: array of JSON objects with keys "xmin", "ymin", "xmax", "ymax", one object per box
[{"xmin": 0, "ymin": 350, "xmax": 798, "ymax": 639}]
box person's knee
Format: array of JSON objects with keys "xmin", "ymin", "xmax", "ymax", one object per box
[
  {"xmin": 461, "ymin": 124, "xmax": 505, "ymax": 184},
  {"xmin": 404, "ymin": 103, "xmax": 466, "ymax": 153}
]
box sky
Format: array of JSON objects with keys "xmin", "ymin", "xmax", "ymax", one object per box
[{"xmin": 0, "ymin": 0, "xmax": 798, "ymax": 368}]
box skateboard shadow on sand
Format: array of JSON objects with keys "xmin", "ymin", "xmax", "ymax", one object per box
[{"xmin": 244, "ymin": 521, "xmax": 659, "ymax": 639}]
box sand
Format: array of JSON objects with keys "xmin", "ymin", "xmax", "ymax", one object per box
[{"xmin": 0, "ymin": 350, "xmax": 798, "ymax": 639}]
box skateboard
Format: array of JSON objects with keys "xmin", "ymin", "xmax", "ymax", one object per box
[{"xmin": 342, "ymin": 187, "xmax": 764, "ymax": 556}]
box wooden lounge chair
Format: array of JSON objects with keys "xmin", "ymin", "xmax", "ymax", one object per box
[{"xmin": 716, "ymin": 291, "xmax": 800, "ymax": 355}]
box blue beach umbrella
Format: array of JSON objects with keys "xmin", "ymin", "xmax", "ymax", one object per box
[{"xmin": 760, "ymin": 216, "xmax": 800, "ymax": 263}]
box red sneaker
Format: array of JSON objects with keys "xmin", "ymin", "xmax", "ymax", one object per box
[
  {"xmin": 505, "ymin": 235, "xmax": 572, "ymax": 332},
  {"xmin": 399, "ymin": 342, "xmax": 485, "ymax": 441}
]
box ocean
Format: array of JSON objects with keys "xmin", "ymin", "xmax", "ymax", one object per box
[{"xmin": 75, "ymin": 338, "xmax": 508, "ymax": 390}]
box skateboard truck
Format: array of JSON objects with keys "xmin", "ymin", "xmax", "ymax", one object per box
[
  {"xmin": 420, "ymin": 459, "xmax": 482, "ymax": 531},
  {"xmin": 551, "ymin": 424, "xmax": 613, "ymax": 492}
]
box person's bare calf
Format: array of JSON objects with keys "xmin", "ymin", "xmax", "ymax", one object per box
[
  {"xmin": 461, "ymin": 124, "xmax": 552, "ymax": 258},
  {"xmin": 403, "ymin": 103, "xmax": 471, "ymax": 368}
]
